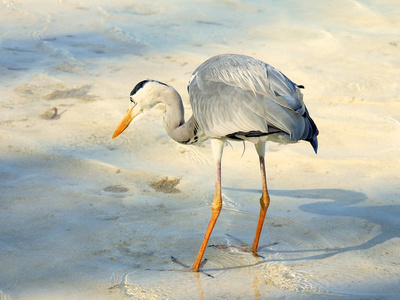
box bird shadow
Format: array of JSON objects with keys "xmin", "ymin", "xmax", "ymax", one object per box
[{"xmin": 223, "ymin": 187, "xmax": 400, "ymax": 262}]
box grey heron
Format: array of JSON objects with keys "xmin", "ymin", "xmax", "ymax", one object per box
[{"xmin": 112, "ymin": 54, "xmax": 319, "ymax": 272}]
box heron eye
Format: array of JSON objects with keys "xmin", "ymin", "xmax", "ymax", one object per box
[{"xmin": 130, "ymin": 97, "xmax": 137, "ymax": 105}]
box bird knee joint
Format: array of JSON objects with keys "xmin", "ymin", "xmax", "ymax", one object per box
[
  {"xmin": 211, "ymin": 204, "xmax": 222, "ymax": 213},
  {"xmin": 211, "ymin": 201, "xmax": 222, "ymax": 212},
  {"xmin": 260, "ymin": 194, "xmax": 270, "ymax": 208}
]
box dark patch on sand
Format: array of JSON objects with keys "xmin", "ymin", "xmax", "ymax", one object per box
[
  {"xmin": 44, "ymin": 84, "xmax": 97, "ymax": 101},
  {"xmin": 149, "ymin": 176, "xmax": 181, "ymax": 193},
  {"xmin": 40, "ymin": 107, "xmax": 60, "ymax": 120},
  {"xmin": 103, "ymin": 185, "xmax": 129, "ymax": 193}
]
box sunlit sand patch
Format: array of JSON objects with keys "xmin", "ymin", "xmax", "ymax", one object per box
[
  {"xmin": 110, "ymin": 268, "xmax": 194, "ymax": 299},
  {"xmin": 109, "ymin": 245, "xmax": 329, "ymax": 299},
  {"xmin": 209, "ymin": 244, "xmax": 328, "ymax": 295},
  {"xmin": 261, "ymin": 263, "xmax": 323, "ymax": 293}
]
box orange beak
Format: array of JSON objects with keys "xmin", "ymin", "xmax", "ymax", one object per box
[{"xmin": 111, "ymin": 106, "xmax": 136, "ymax": 139}]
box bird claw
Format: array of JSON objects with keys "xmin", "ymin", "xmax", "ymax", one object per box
[
  {"xmin": 209, "ymin": 244, "xmax": 263, "ymax": 257},
  {"xmin": 208, "ymin": 234, "xmax": 279, "ymax": 259},
  {"xmin": 208, "ymin": 244, "xmax": 229, "ymax": 250},
  {"xmin": 170, "ymin": 256, "xmax": 213, "ymax": 278}
]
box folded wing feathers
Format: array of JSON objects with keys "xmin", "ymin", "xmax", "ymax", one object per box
[{"xmin": 189, "ymin": 54, "xmax": 318, "ymax": 145}]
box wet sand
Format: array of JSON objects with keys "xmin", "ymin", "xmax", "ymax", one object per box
[{"xmin": 1, "ymin": 0, "xmax": 400, "ymax": 299}]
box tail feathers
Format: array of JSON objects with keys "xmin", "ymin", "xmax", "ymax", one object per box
[
  {"xmin": 309, "ymin": 136, "xmax": 318, "ymax": 154},
  {"xmin": 304, "ymin": 108, "xmax": 319, "ymax": 154}
]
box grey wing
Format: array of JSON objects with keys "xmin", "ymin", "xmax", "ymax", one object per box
[{"xmin": 188, "ymin": 54, "xmax": 318, "ymax": 144}]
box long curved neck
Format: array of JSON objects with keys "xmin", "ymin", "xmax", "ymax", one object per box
[{"xmin": 158, "ymin": 84, "xmax": 197, "ymax": 144}]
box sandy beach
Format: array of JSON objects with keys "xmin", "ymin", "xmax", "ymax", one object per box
[{"xmin": 1, "ymin": 0, "xmax": 400, "ymax": 299}]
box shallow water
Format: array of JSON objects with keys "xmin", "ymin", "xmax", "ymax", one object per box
[{"xmin": 1, "ymin": 0, "xmax": 400, "ymax": 299}]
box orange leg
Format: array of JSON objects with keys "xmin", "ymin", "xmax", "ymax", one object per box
[
  {"xmin": 192, "ymin": 139, "xmax": 224, "ymax": 272},
  {"xmin": 192, "ymin": 160, "xmax": 222, "ymax": 271},
  {"xmin": 252, "ymin": 155, "xmax": 270, "ymax": 252}
]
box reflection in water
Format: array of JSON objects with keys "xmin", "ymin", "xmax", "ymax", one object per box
[
  {"xmin": 110, "ymin": 249, "xmax": 326, "ymax": 299},
  {"xmin": 193, "ymin": 272, "xmax": 204, "ymax": 300},
  {"xmin": 193, "ymin": 270, "xmax": 263, "ymax": 300},
  {"xmin": 252, "ymin": 276, "xmax": 262, "ymax": 300},
  {"xmin": 109, "ymin": 188, "xmax": 399, "ymax": 298}
]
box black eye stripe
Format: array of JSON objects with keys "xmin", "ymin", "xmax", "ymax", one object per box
[
  {"xmin": 130, "ymin": 80, "xmax": 149, "ymax": 96},
  {"xmin": 130, "ymin": 80, "xmax": 168, "ymax": 97}
]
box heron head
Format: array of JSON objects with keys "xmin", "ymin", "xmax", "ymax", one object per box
[{"xmin": 111, "ymin": 80, "xmax": 167, "ymax": 139}]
